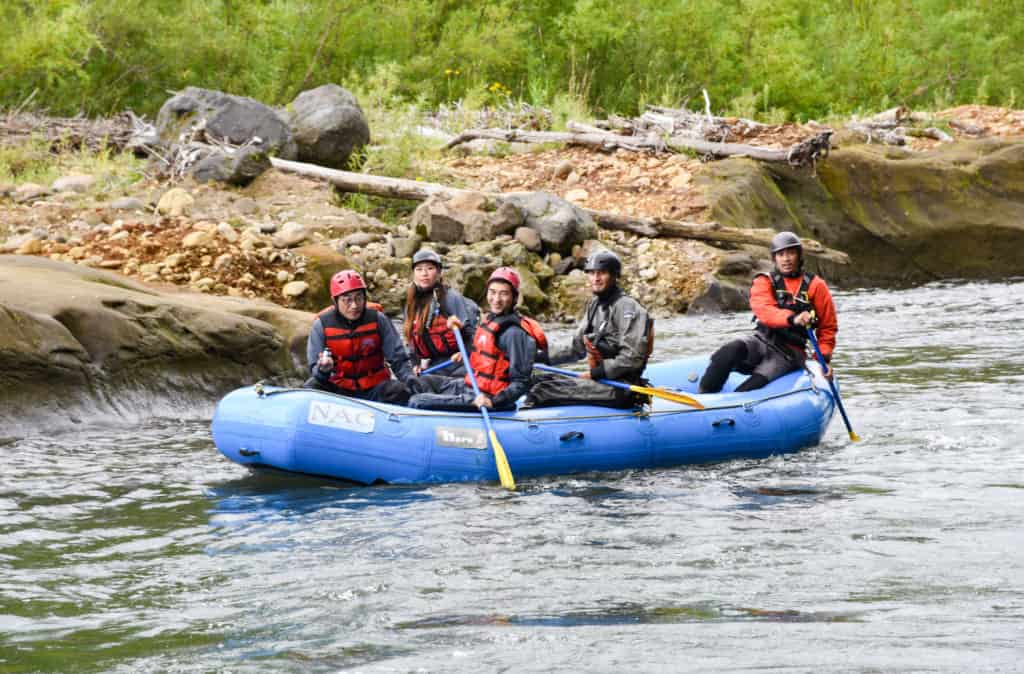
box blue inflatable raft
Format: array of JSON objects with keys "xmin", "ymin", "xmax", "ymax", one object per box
[{"xmin": 211, "ymin": 357, "xmax": 836, "ymax": 485}]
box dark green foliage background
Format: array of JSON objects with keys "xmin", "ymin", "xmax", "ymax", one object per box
[{"xmin": 2, "ymin": 0, "xmax": 1021, "ymax": 119}]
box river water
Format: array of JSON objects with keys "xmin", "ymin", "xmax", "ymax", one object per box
[{"xmin": 2, "ymin": 281, "xmax": 1023, "ymax": 673}]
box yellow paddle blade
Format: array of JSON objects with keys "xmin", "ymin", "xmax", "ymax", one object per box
[
  {"xmin": 849, "ymin": 431, "xmax": 861, "ymax": 442},
  {"xmin": 488, "ymin": 430, "xmax": 516, "ymax": 490},
  {"xmin": 629, "ymin": 384, "xmax": 704, "ymax": 409}
]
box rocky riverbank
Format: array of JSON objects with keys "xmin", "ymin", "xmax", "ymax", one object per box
[{"xmin": 4, "ymin": 99, "xmax": 1024, "ymax": 430}]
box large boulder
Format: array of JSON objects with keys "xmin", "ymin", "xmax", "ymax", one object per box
[
  {"xmin": 502, "ymin": 191, "xmax": 598, "ymax": 255},
  {"xmin": 287, "ymin": 84, "xmax": 370, "ymax": 169},
  {"xmin": 0, "ymin": 255, "xmax": 311, "ymax": 435},
  {"xmin": 700, "ymin": 139, "xmax": 1024, "ymax": 286},
  {"xmin": 156, "ymin": 87, "xmax": 297, "ymax": 159},
  {"xmin": 411, "ymin": 192, "xmax": 522, "ymax": 244}
]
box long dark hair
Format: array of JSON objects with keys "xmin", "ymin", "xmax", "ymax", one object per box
[{"xmin": 403, "ymin": 283, "xmax": 448, "ymax": 344}]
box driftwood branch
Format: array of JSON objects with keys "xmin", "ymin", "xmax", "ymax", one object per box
[
  {"xmin": 444, "ymin": 128, "xmax": 666, "ymax": 153},
  {"xmin": 270, "ymin": 157, "xmax": 479, "ymax": 201},
  {"xmin": 445, "ymin": 125, "xmax": 832, "ymax": 167},
  {"xmin": 269, "ymin": 156, "xmax": 850, "ymax": 264},
  {"xmin": 590, "ymin": 211, "xmax": 849, "ymax": 265}
]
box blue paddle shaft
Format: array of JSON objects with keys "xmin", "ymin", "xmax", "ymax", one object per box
[
  {"xmin": 806, "ymin": 328, "xmax": 857, "ymax": 436},
  {"xmin": 420, "ymin": 358, "xmax": 454, "ymax": 375},
  {"xmin": 453, "ymin": 329, "xmax": 495, "ymax": 425},
  {"xmin": 534, "ymin": 363, "xmax": 630, "ymax": 392}
]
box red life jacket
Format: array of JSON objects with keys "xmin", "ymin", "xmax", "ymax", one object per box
[
  {"xmin": 318, "ymin": 306, "xmax": 390, "ymax": 392},
  {"xmin": 410, "ymin": 311, "xmax": 459, "ymax": 360},
  {"xmin": 466, "ymin": 313, "xmax": 548, "ymax": 395}
]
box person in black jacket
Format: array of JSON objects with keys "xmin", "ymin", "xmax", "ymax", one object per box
[{"xmin": 524, "ymin": 250, "xmax": 653, "ymax": 408}]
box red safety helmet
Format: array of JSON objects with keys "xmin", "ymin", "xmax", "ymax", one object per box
[
  {"xmin": 487, "ymin": 266, "xmax": 520, "ymax": 293},
  {"xmin": 330, "ymin": 269, "xmax": 367, "ymax": 298}
]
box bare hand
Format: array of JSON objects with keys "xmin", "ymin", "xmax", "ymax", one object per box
[
  {"xmin": 473, "ymin": 393, "xmax": 493, "ymax": 409},
  {"xmin": 451, "ymin": 351, "xmax": 463, "ymax": 363},
  {"xmin": 413, "ymin": 364, "xmax": 423, "ymax": 376},
  {"xmin": 579, "ymin": 371, "xmax": 592, "ymax": 380},
  {"xmin": 447, "ymin": 316, "xmax": 463, "ymax": 330},
  {"xmin": 792, "ymin": 311, "xmax": 813, "ymax": 327},
  {"xmin": 823, "ymin": 363, "xmax": 833, "ymax": 380}
]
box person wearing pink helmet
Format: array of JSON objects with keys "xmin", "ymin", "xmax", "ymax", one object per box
[
  {"xmin": 407, "ymin": 266, "xmax": 545, "ymax": 411},
  {"xmin": 304, "ymin": 269, "xmax": 414, "ymax": 404}
]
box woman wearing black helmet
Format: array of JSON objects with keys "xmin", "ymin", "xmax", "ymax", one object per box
[{"xmin": 402, "ymin": 249, "xmax": 480, "ymax": 377}]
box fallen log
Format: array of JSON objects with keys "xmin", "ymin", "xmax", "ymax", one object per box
[
  {"xmin": 270, "ymin": 157, "xmax": 476, "ymax": 201},
  {"xmin": 444, "ymin": 128, "xmax": 665, "ymax": 153},
  {"xmin": 668, "ymin": 131, "xmax": 833, "ymax": 167},
  {"xmin": 589, "ymin": 210, "xmax": 850, "ymax": 265},
  {"xmin": 270, "ymin": 156, "xmax": 849, "ymax": 264},
  {"xmin": 445, "ymin": 125, "xmax": 832, "ymax": 167}
]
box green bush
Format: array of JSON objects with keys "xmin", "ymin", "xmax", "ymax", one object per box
[{"xmin": 2, "ymin": 0, "xmax": 1023, "ymax": 121}]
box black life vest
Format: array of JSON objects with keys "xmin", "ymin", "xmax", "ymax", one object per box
[
  {"xmin": 466, "ymin": 313, "xmax": 547, "ymax": 396},
  {"xmin": 754, "ymin": 271, "xmax": 816, "ymax": 348},
  {"xmin": 318, "ymin": 306, "xmax": 390, "ymax": 392}
]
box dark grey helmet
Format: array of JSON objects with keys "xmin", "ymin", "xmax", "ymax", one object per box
[
  {"xmin": 412, "ymin": 248, "xmax": 443, "ymax": 269},
  {"xmin": 583, "ymin": 249, "xmax": 622, "ymax": 276},
  {"xmin": 770, "ymin": 231, "xmax": 802, "ymax": 254}
]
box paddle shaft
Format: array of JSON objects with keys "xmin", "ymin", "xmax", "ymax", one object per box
[
  {"xmin": 533, "ymin": 363, "xmax": 703, "ymax": 408},
  {"xmin": 534, "ymin": 363, "xmax": 632, "ymax": 392},
  {"xmin": 420, "ymin": 358, "xmax": 455, "ymax": 375},
  {"xmin": 453, "ymin": 329, "xmax": 516, "ymax": 489},
  {"xmin": 806, "ymin": 328, "xmax": 860, "ymax": 441}
]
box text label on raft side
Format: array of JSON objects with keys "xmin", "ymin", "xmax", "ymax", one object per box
[{"xmin": 307, "ymin": 400, "xmax": 376, "ymax": 433}]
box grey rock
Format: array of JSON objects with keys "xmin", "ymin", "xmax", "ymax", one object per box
[
  {"xmin": 514, "ymin": 226, "xmax": 543, "ymax": 252},
  {"xmin": 687, "ymin": 276, "xmax": 750, "ymax": 314},
  {"xmin": 287, "ymin": 84, "xmax": 370, "ymax": 170},
  {"xmin": 190, "ymin": 146, "xmax": 271, "ymax": 187},
  {"xmin": 340, "ymin": 231, "xmax": 383, "ymax": 247},
  {"xmin": 272, "ymin": 222, "xmax": 310, "ymax": 248},
  {"xmin": 156, "ymin": 86, "xmax": 297, "ymax": 159},
  {"xmin": 503, "ymin": 191, "xmax": 597, "ymax": 255},
  {"xmin": 391, "ymin": 236, "xmax": 422, "ymax": 259},
  {"xmin": 109, "ymin": 197, "xmax": 147, "ymax": 211},
  {"xmin": 51, "ymin": 175, "xmax": 96, "ymax": 193},
  {"xmin": 717, "ymin": 252, "xmax": 756, "ymax": 276},
  {"xmin": 233, "ymin": 197, "xmax": 259, "ymax": 215}
]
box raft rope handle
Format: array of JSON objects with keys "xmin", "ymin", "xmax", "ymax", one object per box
[{"xmin": 252, "ymin": 383, "xmax": 818, "ymax": 423}]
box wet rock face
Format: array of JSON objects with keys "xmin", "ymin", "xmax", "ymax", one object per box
[
  {"xmin": 0, "ymin": 255, "xmax": 311, "ymax": 433},
  {"xmin": 701, "ymin": 139, "xmax": 1024, "ymax": 286},
  {"xmin": 287, "ymin": 84, "xmax": 370, "ymax": 170}
]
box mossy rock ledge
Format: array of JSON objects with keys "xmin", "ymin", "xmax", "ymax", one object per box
[{"xmin": 699, "ymin": 138, "xmax": 1024, "ymax": 286}]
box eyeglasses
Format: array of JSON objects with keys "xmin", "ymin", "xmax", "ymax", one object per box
[{"xmin": 337, "ymin": 292, "xmax": 366, "ymax": 306}]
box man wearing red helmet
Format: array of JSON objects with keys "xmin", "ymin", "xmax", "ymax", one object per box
[
  {"xmin": 407, "ymin": 267, "xmax": 541, "ymax": 411},
  {"xmin": 304, "ymin": 269, "xmax": 414, "ymax": 404},
  {"xmin": 524, "ymin": 248, "xmax": 653, "ymax": 409}
]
